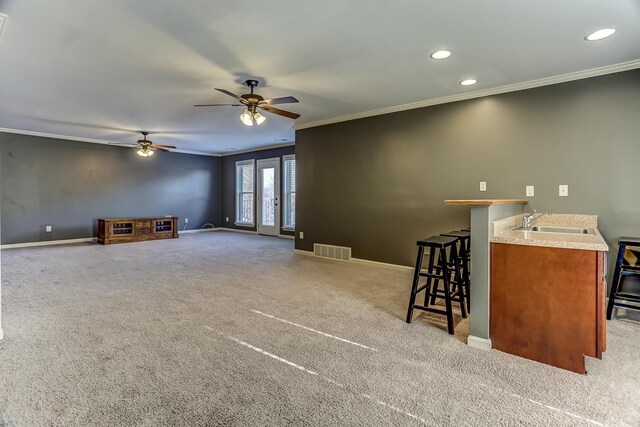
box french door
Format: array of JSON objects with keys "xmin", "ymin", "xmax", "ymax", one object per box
[{"xmin": 256, "ymin": 158, "xmax": 280, "ymax": 236}]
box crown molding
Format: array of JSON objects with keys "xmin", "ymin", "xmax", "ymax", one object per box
[
  {"xmin": 0, "ymin": 127, "xmax": 222, "ymax": 157},
  {"xmin": 220, "ymin": 141, "xmax": 295, "ymax": 157},
  {"xmin": 0, "ymin": 127, "xmax": 295, "ymax": 157},
  {"xmin": 294, "ymin": 59, "xmax": 640, "ymax": 131}
]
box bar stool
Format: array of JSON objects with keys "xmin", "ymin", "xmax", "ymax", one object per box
[
  {"xmin": 406, "ymin": 236, "xmax": 467, "ymax": 334},
  {"xmin": 440, "ymin": 230, "xmax": 471, "ymax": 311},
  {"xmin": 606, "ymin": 237, "xmax": 640, "ymax": 319}
]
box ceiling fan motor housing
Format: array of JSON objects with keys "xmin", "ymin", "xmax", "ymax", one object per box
[
  {"xmin": 138, "ymin": 131, "xmax": 152, "ymax": 146},
  {"xmin": 242, "ymin": 94, "xmax": 264, "ymax": 104}
]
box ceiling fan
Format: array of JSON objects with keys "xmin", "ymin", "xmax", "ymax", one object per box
[
  {"xmin": 117, "ymin": 132, "xmax": 177, "ymax": 157},
  {"xmin": 194, "ymin": 79, "xmax": 300, "ymax": 126}
]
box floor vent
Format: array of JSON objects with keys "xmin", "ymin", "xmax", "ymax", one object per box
[{"xmin": 314, "ymin": 243, "xmax": 351, "ymax": 261}]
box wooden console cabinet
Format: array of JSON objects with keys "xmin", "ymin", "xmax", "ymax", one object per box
[
  {"xmin": 490, "ymin": 243, "xmax": 606, "ymax": 374},
  {"xmin": 97, "ymin": 217, "xmax": 178, "ymax": 245}
]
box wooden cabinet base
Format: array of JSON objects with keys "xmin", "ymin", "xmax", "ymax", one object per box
[
  {"xmin": 490, "ymin": 243, "xmax": 606, "ymax": 374},
  {"xmin": 98, "ymin": 217, "xmax": 178, "ymax": 245}
]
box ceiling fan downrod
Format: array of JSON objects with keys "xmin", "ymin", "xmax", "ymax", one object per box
[{"xmin": 245, "ymin": 79, "xmax": 259, "ymax": 94}]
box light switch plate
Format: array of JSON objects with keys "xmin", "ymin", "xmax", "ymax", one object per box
[
  {"xmin": 559, "ymin": 185, "xmax": 569, "ymax": 197},
  {"xmin": 45, "ymin": 225, "xmax": 52, "ymax": 232},
  {"xmin": 526, "ymin": 186, "xmax": 535, "ymax": 197},
  {"xmin": 480, "ymin": 181, "xmax": 487, "ymax": 192},
  {"xmin": 299, "ymin": 231, "xmax": 304, "ymax": 239}
]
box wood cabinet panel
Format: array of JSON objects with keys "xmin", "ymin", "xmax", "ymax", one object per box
[
  {"xmin": 97, "ymin": 217, "xmax": 178, "ymax": 245},
  {"xmin": 490, "ymin": 243, "xmax": 605, "ymax": 374}
]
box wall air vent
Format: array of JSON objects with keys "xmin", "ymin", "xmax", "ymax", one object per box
[{"xmin": 313, "ymin": 243, "xmax": 352, "ymax": 261}]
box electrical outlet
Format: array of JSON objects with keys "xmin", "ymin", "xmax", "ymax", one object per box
[
  {"xmin": 559, "ymin": 185, "xmax": 569, "ymax": 197},
  {"xmin": 226, "ymin": 217, "xmax": 229, "ymax": 222},
  {"xmin": 185, "ymin": 218, "xmax": 189, "ymax": 224},
  {"xmin": 526, "ymin": 186, "xmax": 535, "ymax": 197},
  {"xmin": 45, "ymin": 225, "xmax": 52, "ymax": 232},
  {"xmin": 480, "ymin": 181, "xmax": 487, "ymax": 192},
  {"xmin": 299, "ymin": 231, "xmax": 304, "ymax": 239}
]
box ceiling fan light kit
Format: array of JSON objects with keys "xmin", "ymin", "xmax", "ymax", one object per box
[
  {"xmin": 137, "ymin": 147, "xmax": 154, "ymax": 157},
  {"xmin": 240, "ymin": 108, "xmax": 267, "ymax": 127},
  {"xmin": 195, "ymin": 79, "xmax": 300, "ymax": 127},
  {"xmin": 130, "ymin": 131, "xmax": 176, "ymax": 158},
  {"xmin": 254, "ymin": 112, "xmax": 266, "ymax": 125}
]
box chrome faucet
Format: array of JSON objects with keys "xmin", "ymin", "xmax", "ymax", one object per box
[{"xmin": 522, "ymin": 210, "xmax": 551, "ymax": 230}]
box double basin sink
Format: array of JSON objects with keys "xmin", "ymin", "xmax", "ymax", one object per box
[{"xmin": 514, "ymin": 226, "xmax": 596, "ymax": 235}]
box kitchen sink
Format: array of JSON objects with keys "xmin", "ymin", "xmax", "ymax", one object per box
[{"xmin": 514, "ymin": 226, "xmax": 596, "ymax": 235}]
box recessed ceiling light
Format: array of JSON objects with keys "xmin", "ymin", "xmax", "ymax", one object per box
[
  {"xmin": 430, "ymin": 50, "xmax": 451, "ymax": 60},
  {"xmin": 585, "ymin": 28, "xmax": 616, "ymax": 41},
  {"xmin": 460, "ymin": 79, "xmax": 477, "ymax": 86},
  {"xmin": 224, "ymin": 148, "xmax": 235, "ymax": 151}
]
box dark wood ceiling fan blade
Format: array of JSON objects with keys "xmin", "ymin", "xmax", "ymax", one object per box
[
  {"xmin": 151, "ymin": 146, "xmax": 170, "ymax": 152},
  {"xmin": 259, "ymin": 105, "xmax": 301, "ymax": 120},
  {"xmin": 214, "ymin": 88, "xmax": 248, "ymax": 104},
  {"xmin": 194, "ymin": 103, "xmax": 243, "ymax": 107},
  {"xmin": 151, "ymin": 144, "xmax": 177, "ymax": 149},
  {"xmin": 259, "ymin": 96, "xmax": 299, "ymax": 106}
]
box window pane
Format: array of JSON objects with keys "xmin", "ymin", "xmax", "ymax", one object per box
[
  {"xmin": 242, "ymin": 165, "xmax": 253, "ymax": 192},
  {"xmin": 241, "ymin": 193, "xmax": 254, "ymax": 223},
  {"xmin": 261, "ymin": 168, "xmax": 275, "ymax": 226},
  {"xmin": 283, "ymin": 157, "xmax": 296, "ymax": 228},
  {"xmin": 288, "ymin": 191, "xmax": 296, "ymax": 227},
  {"xmin": 236, "ymin": 161, "xmax": 254, "ymax": 224}
]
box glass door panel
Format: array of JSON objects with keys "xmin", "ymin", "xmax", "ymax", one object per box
[{"xmin": 257, "ymin": 158, "xmax": 280, "ymax": 236}]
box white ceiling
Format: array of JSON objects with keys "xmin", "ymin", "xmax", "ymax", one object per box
[{"xmin": 0, "ymin": 0, "xmax": 639, "ymax": 155}]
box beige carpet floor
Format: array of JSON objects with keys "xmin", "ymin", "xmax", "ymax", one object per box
[{"xmin": 0, "ymin": 231, "xmax": 639, "ymax": 426}]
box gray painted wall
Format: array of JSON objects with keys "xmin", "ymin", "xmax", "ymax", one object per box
[
  {"xmin": 295, "ymin": 69, "xmax": 640, "ymax": 268},
  {"xmin": 220, "ymin": 145, "xmax": 295, "ymax": 235},
  {"xmin": 0, "ymin": 133, "xmax": 221, "ymax": 244}
]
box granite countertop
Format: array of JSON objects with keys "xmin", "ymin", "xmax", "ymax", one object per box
[{"xmin": 491, "ymin": 213, "xmax": 609, "ymax": 252}]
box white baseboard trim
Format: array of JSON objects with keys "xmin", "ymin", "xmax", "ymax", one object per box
[
  {"xmin": 1, "ymin": 237, "xmax": 96, "ymax": 249},
  {"xmin": 216, "ymin": 227, "xmax": 295, "ymax": 240},
  {"xmin": 216, "ymin": 227, "xmax": 258, "ymax": 235},
  {"xmin": 0, "ymin": 228, "xmax": 285, "ymax": 248},
  {"xmin": 294, "ymin": 248, "xmax": 416, "ymax": 272},
  {"xmin": 178, "ymin": 228, "xmax": 216, "ymax": 234},
  {"xmin": 351, "ymin": 257, "xmax": 413, "ymax": 272},
  {"xmin": 467, "ymin": 335, "xmax": 492, "ymax": 351},
  {"xmin": 294, "ymin": 249, "xmax": 314, "ymax": 256}
]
